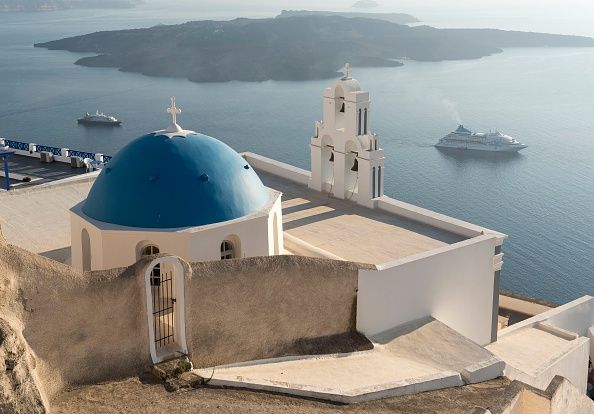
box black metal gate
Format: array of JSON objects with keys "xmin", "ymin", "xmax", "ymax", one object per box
[{"xmin": 150, "ymin": 264, "xmax": 176, "ymax": 349}]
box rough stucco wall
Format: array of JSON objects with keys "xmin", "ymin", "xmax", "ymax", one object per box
[
  {"xmin": 0, "ymin": 237, "xmax": 152, "ymax": 400},
  {"xmin": 550, "ymin": 377, "xmax": 594, "ymax": 414},
  {"xmin": 186, "ymin": 256, "xmax": 368, "ymax": 368},
  {"xmin": 0, "ymin": 317, "xmax": 48, "ymax": 414}
]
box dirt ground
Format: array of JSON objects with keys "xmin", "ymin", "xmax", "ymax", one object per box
[{"xmin": 52, "ymin": 374, "xmax": 511, "ymax": 414}]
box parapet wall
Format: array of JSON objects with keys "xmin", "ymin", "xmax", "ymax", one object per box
[
  {"xmin": 0, "ymin": 235, "xmax": 369, "ymax": 401},
  {"xmin": 357, "ymin": 234, "xmax": 498, "ymax": 346},
  {"xmin": 186, "ymin": 255, "xmax": 368, "ymax": 368},
  {"xmin": 0, "ymin": 238, "xmax": 151, "ymax": 400},
  {"xmin": 489, "ymin": 376, "xmax": 594, "ymax": 414}
]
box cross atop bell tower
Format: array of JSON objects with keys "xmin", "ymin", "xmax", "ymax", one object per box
[
  {"xmin": 339, "ymin": 63, "xmax": 352, "ymax": 80},
  {"xmin": 166, "ymin": 97, "xmax": 182, "ymax": 133}
]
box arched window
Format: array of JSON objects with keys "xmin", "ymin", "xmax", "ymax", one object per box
[
  {"xmin": 372, "ymin": 167, "xmax": 376, "ymax": 198},
  {"xmin": 220, "ymin": 240, "xmax": 235, "ymax": 260},
  {"xmin": 364, "ymin": 108, "xmax": 368, "ymax": 134},
  {"xmin": 140, "ymin": 245, "xmax": 161, "ymax": 286},
  {"xmin": 142, "ymin": 245, "xmax": 160, "ymax": 257}
]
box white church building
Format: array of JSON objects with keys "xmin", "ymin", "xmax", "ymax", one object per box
[{"xmin": 70, "ymin": 98, "xmax": 284, "ymax": 271}]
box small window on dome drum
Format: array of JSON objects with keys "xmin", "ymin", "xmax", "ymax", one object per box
[
  {"xmin": 142, "ymin": 245, "xmax": 160, "ymax": 256},
  {"xmin": 220, "ymin": 240, "xmax": 235, "ymax": 260}
]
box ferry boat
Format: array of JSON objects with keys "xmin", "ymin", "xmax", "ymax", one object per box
[
  {"xmin": 77, "ymin": 111, "xmax": 121, "ymax": 126},
  {"xmin": 436, "ymin": 125, "xmax": 527, "ymax": 152}
]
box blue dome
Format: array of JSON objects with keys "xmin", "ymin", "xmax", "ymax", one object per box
[{"xmin": 82, "ymin": 131, "xmax": 269, "ymax": 228}]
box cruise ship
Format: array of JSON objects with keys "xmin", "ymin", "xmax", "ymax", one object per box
[
  {"xmin": 436, "ymin": 125, "xmax": 527, "ymax": 152},
  {"xmin": 77, "ymin": 111, "xmax": 121, "ymax": 126}
]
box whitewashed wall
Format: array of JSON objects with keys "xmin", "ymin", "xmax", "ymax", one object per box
[
  {"xmin": 503, "ymin": 336, "xmax": 589, "ymax": 393},
  {"xmin": 499, "ymin": 296, "xmax": 594, "ymax": 350},
  {"xmin": 495, "ymin": 296, "xmax": 594, "ymax": 394},
  {"xmin": 357, "ymin": 234, "xmax": 498, "ymax": 346},
  {"xmin": 70, "ymin": 191, "xmax": 284, "ymax": 271}
]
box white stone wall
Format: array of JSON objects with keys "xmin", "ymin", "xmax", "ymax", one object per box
[
  {"xmin": 70, "ymin": 191, "xmax": 284, "ymax": 271},
  {"xmin": 499, "ymin": 296, "xmax": 594, "ymax": 354},
  {"xmin": 357, "ymin": 235, "xmax": 498, "ymax": 346},
  {"xmin": 495, "ymin": 296, "xmax": 594, "ymax": 394},
  {"xmin": 502, "ymin": 337, "xmax": 589, "ymax": 393}
]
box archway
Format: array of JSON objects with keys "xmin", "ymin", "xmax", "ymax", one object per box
[
  {"xmin": 144, "ymin": 257, "xmax": 188, "ymax": 363},
  {"xmin": 221, "ymin": 234, "xmax": 241, "ymax": 259},
  {"xmin": 334, "ymin": 85, "xmax": 346, "ymax": 131},
  {"xmin": 321, "ymin": 135, "xmax": 334, "ymax": 192},
  {"xmin": 344, "ymin": 140, "xmax": 359, "ymax": 199}
]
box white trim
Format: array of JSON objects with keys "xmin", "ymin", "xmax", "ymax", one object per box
[{"xmin": 144, "ymin": 257, "xmax": 188, "ymax": 363}]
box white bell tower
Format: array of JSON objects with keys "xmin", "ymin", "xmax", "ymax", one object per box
[{"xmin": 309, "ymin": 65, "xmax": 385, "ymax": 207}]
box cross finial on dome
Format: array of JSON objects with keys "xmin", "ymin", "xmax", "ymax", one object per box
[
  {"xmin": 166, "ymin": 96, "xmax": 182, "ymax": 133},
  {"xmin": 339, "ymin": 63, "xmax": 351, "ymax": 80}
]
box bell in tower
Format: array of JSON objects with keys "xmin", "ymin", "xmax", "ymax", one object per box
[
  {"xmin": 339, "ymin": 102, "xmax": 345, "ymax": 113},
  {"xmin": 329, "ymin": 151, "xmax": 335, "ymax": 162},
  {"xmin": 351, "ymin": 158, "xmax": 359, "ymax": 172}
]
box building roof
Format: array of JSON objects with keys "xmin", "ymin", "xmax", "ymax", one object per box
[
  {"xmin": 255, "ymin": 169, "xmax": 465, "ymax": 265},
  {"xmin": 82, "ymin": 131, "xmax": 268, "ymax": 229}
]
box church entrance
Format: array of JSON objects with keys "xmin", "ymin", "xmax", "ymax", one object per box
[
  {"xmin": 144, "ymin": 257, "xmax": 188, "ymax": 363},
  {"xmin": 150, "ymin": 265, "xmax": 176, "ymax": 349}
]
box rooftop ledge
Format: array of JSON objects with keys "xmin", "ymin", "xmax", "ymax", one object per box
[{"xmin": 242, "ymin": 152, "xmax": 507, "ymax": 251}]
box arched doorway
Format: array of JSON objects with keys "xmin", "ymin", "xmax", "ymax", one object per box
[
  {"xmin": 81, "ymin": 228, "xmax": 91, "ymax": 271},
  {"xmin": 144, "ymin": 257, "xmax": 187, "ymax": 363}
]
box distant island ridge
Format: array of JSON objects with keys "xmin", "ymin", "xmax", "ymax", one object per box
[
  {"xmin": 278, "ymin": 10, "xmax": 420, "ymax": 25},
  {"xmin": 34, "ymin": 14, "xmax": 594, "ymax": 83},
  {"xmin": 0, "ymin": 0, "xmax": 141, "ymax": 12}
]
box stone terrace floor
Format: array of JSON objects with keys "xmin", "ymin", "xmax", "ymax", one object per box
[
  {"xmin": 1, "ymin": 153, "xmax": 88, "ymax": 188},
  {"xmin": 0, "ymin": 173, "xmax": 96, "ymax": 262},
  {"xmin": 0, "ymin": 166, "xmax": 465, "ymax": 266},
  {"xmin": 256, "ymin": 169, "xmax": 465, "ymax": 265}
]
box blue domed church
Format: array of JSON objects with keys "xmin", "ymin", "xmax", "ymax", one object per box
[{"xmin": 70, "ymin": 98, "xmax": 284, "ymax": 271}]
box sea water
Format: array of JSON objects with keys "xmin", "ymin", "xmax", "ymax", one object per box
[{"xmin": 1, "ymin": 5, "xmax": 593, "ymax": 303}]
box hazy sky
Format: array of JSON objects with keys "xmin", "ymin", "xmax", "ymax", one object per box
[{"xmin": 158, "ymin": 0, "xmax": 594, "ymax": 37}]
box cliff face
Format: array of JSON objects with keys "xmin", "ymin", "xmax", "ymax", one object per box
[
  {"xmin": 0, "ymin": 0, "xmax": 141, "ymax": 12},
  {"xmin": 0, "ymin": 318, "xmax": 48, "ymax": 414}
]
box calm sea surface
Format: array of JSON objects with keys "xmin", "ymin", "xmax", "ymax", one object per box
[{"xmin": 1, "ymin": 7, "xmax": 594, "ymax": 304}]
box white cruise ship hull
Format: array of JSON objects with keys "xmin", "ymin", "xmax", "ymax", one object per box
[
  {"xmin": 435, "ymin": 141, "xmax": 527, "ymax": 152},
  {"xmin": 436, "ymin": 126, "xmax": 527, "ymax": 153}
]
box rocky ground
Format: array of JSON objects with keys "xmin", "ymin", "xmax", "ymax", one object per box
[{"xmin": 51, "ymin": 374, "xmax": 511, "ymax": 414}]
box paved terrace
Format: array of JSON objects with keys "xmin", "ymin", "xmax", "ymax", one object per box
[
  {"xmin": 0, "ymin": 165, "xmax": 463, "ymax": 264},
  {"xmin": 256, "ymin": 170, "xmax": 465, "ymax": 265},
  {"xmin": 0, "ymin": 166, "xmax": 466, "ymax": 266},
  {"xmin": 0, "ymin": 173, "xmax": 96, "ymax": 262},
  {"xmin": 1, "ymin": 153, "xmax": 88, "ymax": 189},
  {"xmin": 194, "ymin": 318, "xmax": 503, "ymax": 403}
]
